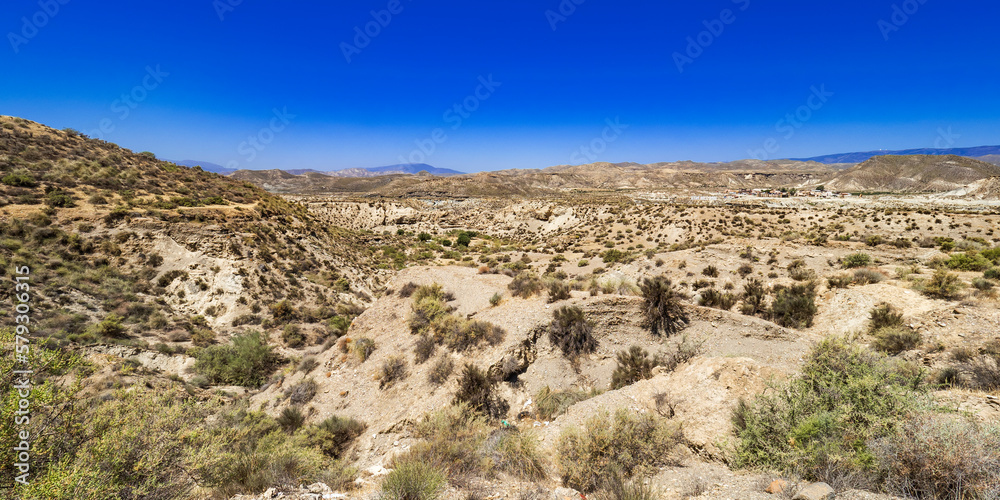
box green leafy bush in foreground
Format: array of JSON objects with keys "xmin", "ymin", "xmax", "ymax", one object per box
[{"xmin": 731, "ymin": 337, "xmax": 925, "ymax": 482}]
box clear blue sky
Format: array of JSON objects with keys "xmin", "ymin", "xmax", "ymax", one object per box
[{"xmin": 2, "ymin": 0, "xmax": 998, "ymax": 172}]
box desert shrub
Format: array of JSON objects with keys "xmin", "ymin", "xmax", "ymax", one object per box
[
  {"xmin": 985, "ymin": 268, "xmax": 1000, "ymax": 280},
  {"xmin": 156, "ymin": 269, "xmax": 188, "ymax": 287},
  {"xmin": 409, "ymin": 405, "xmax": 492, "ymax": 472},
  {"xmin": 945, "ymin": 252, "xmax": 993, "ymax": 272},
  {"xmin": 872, "ymin": 414, "xmax": 1000, "ymax": 499},
  {"xmin": 351, "ymin": 337, "xmax": 376, "ymax": 362},
  {"xmin": 378, "ymin": 355, "xmax": 408, "ymax": 389},
  {"xmin": 920, "ymin": 269, "xmax": 963, "ymax": 300},
  {"xmin": 967, "ymin": 351, "xmax": 1000, "ymax": 391},
  {"xmin": 487, "ymin": 428, "xmax": 547, "ymax": 481},
  {"xmin": 509, "ymin": 272, "xmax": 544, "ymax": 298},
  {"xmin": 842, "ymin": 252, "xmax": 872, "ymax": 268},
  {"xmin": 1, "ymin": 171, "xmax": 37, "ymax": 187},
  {"xmin": 611, "ymin": 346, "xmax": 655, "ymax": 390},
  {"xmin": 868, "ymin": 303, "xmax": 903, "ymax": 332},
  {"xmin": 594, "ymin": 471, "xmax": 661, "ymax": 500},
  {"xmin": 86, "ymin": 313, "xmax": 127, "ymax": 338},
  {"xmin": 731, "ymin": 337, "xmax": 925, "ymax": 481},
  {"xmin": 414, "ymin": 334, "xmax": 436, "ymax": 364},
  {"xmin": 277, "ymin": 406, "xmax": 305, "ymax": 433},
  {"xmin": 282, "ymin": 324, "xmax": 305, "ymax": 348},
  {"xmin": 638, "ymin": 276, "xmax": 688, "ymax": 336},
  {"xmin": 431, "ymin": 315, "xmax": 505, "ymax": 351},
  {"xmin": 285, "ymin": 378, "xmax": 318, "ymax": 405},
  {"xmin": 535, "ymin": 386, "xmax": 602, "ymax": 420},
  {"xmin": 270, "ymin": 300, "xmax": 296, "ymax": 321},
  {"xmin": 865, "ymin": 234, "xmax": 884, "ymax": 247},
  {"xmin": 769, "ymin": 282, "xmax": 817, "ymax": 329},
  {"xmin": 737, "ymin": 263, "xmax": 754, "ymax": 277},
  {"xmin": 827, "ymin": 274, "xmax": 852, "ymax": 289},
  {"xmin": 194, "ymin": 330, "xmax": 280, "ymax": 387},
  {"xmin": 453, "ymin": 364, "xmax": 509, "ymax": 420},
  {"xmin": 303, "ymin": 415, "xmax": 366, "ymax": 458},
  {"xmin": 409, "ymin": 284, "xmax": 451, "ymax": 333},
  {"xmin": 890, "ymin": 238, "xmax": 912, "ymax": 249},
  {"xmin": 601, "ymin": 249, "xmax": 632, "ymax": 264},
  {"xmin": 852, "ymin": 268, "xmax": 885, "ymax": 285},
  {"xmin": 428, "ymin": 355, "xmax": 454, "ymax": 385},
  {"xmin": 701, "ymin": 265, "xmax": 719, "ymax": 277},
  {"xmin": 557, "ymin": 409, "xmax": 683, "ymax": 492},
  {"xmin": 547, "ymin": 279, "xmax": 571, "ymax": 302},
  {"xmin": 298, "ymin": 356, "xmax": 319, "ymax": 373},
  {"xmin": 871, "ymin": 327, "xmax": 921, "ymax": 355},
  {"xmin": 380, "ymin": 459, "xmax": 446, "ymax": 500},
  {"xmin": 740, "ymin": 278, "xmax": 767, "ymax": 316},
  {"xmin": 698, "ymin": 288, "xmax": 737, "ymax": 311},
  {"xmin": 398, "ymin": 281, "xmax": 419, "ymax": 298},
  {"xmin": 548, "ymin": 306, "xmax": 597, "ymax": 359},
  {"xmin": 489, "ymin": 292, "xmax": 502, "ymax": 307}
]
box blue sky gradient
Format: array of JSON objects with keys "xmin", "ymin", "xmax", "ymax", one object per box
[{"xmin": 2, "ymin": 0, "xmax": 998, "ymax": 171}]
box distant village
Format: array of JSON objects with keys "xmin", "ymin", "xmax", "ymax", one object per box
[{"xmin": 721, "ymin": 187, "xmax": 854, "ymax": 199}]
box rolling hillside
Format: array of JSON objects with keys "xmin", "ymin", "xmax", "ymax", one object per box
[{"xmin": 822, "ymin": 154, "xmax": 1000, "ymax": 193}]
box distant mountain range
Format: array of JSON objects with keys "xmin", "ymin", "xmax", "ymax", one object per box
[
  {"xmin": 789, "ymin": 146, "xmax": 1000, "ymax": 164},
  {"xmin": 168, "ymin": 160, "xmax": 463, "ymax": 177}
]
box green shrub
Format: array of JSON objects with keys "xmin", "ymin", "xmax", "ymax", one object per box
[
  {"xmin": 487, "ymin": 427, "xmax": 547, "ymax": 480},
  {"xmin": 611, "ymin": 346, "xmax": 655, "ymax": 390},
  {"xmin": 868, "ymin": 303, "xmax": 903, "ymax": 332},
  {"xmin": 414, "ymin": 334, "xmax": 436, "ymax": 364},
  {"xmin": 489, "ymin": 292, "xmax": 502, "ymax": 307},
  {"xmin": 547, "ymin": 279, "xmax": 571, "ymax": 302},
  {"xmin": 282, "ymin": 324, "xmax": 305, "ymax": 348},
  {"xmin": 769, "ymin": 282, "xmax": 818, "ymax": 329},
  {"xmin": 871, "ymin": 327, "xmax": 921, "ymax": 355},
  {"xmin": 920, "ymin": 269, "xmax": 963, "ymax": 300},
  {"xmin": 193, "ymin": 330, "xmax": 280, "ymax": 387},
  {"xmin": 428, "ymin": 355, "xmax": 454, "ymax": 385},
  {"xmin": 944, "ymin": 252, "xmax": 993, "ymax": 272},
  {"xmin": 285, "ymin": 378, "xmax": 317, "ymax": 404},
  {"xmin": 639, "ymin": 276, "xmax": 688, "ymax": 336},
  {"xmin": 535, "ymin": 386, "xmax": 601, "ymax": 420},
  {"xmin": 852, "ymin": 268, "xmax": 885, "ymax": 285},
  {"xmin": 698, "ymin": 288, "xmax": 737, "ymax": 311},
  {"xmin": 378, "ymin": 355, "xmax": 408, "ymax": 389},
  {"xmin": 731, "ymin": 337, "xmax": 925, "ymax": 481},
  {"xmin": 409, "ymin": 284, "xmax": 450, "ymax": 334},
  {"xmin": 826, "ymin": 274, "xmax": 852, "ymax": 289},
  {"xmin": 1, "ymin": 171, "xmax": 37, "ymax": 187},
  {"xmin": 453, "ymin": 364, "xmax": 509, "ymax": 420},
  {"xmin": 277, "ymin": 406, "xmax": 305, "ymax": 433},
  {"xmin": 398, "ymin": 404, "xmax": 492, "ymax": 482},
  {"xmin": 86, "ymin": 313, "xmax": 127, "ymax": 338},
  {"xmin": 557, "ymin": 409, "xmax": 683, "ymax": 492},
  {"xmin": 509, "ymin": 272, "xmax": 544, "ymax": 298},
  {"xmin": 303, "ymin": 415, "xmax": 366, "ymax": 458},
  {"xmin": 740, "ymin": 278, "xmax": 767, "ymax": 316},
  {"xmin": 872, "ymin": 414, "xmax": 1000, "ymax": 499},
  {"xmin": 842, "ymin": 252, "xmax": 872, "ymax": 268},
  {"xmin": 380, "ymin": 460, "xmax": 446, "ymax": 500},
  {"xmin": 548, "ymin": 306, "xmax": 597, "ymax": 359},
  {"xmin": 351, "ymin": 337, "xmax": 376, "ymax": 362}
]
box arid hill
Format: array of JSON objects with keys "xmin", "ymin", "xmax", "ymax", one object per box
[{"xmin": 822, "ymin": 154, "xmax": 1000, "ymax": 193}]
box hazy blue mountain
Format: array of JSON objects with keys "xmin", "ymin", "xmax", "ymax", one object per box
[{"xmin": 789, "ymin": 146, "xmax": 1000, "ymax": 164}]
